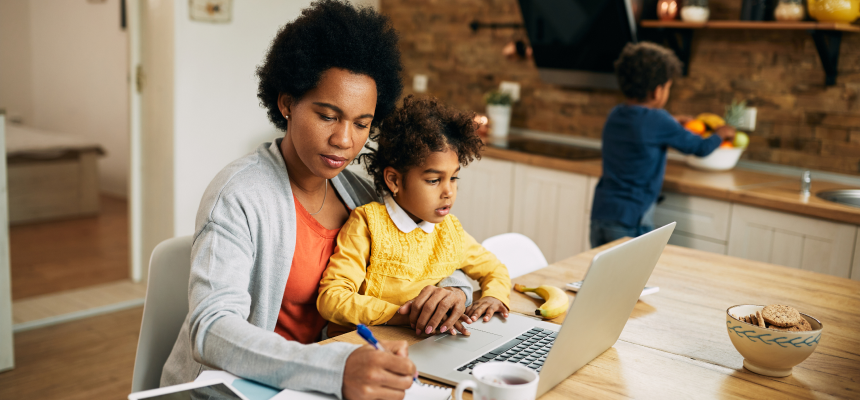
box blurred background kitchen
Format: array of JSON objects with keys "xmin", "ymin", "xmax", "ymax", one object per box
[{"xmin": 0, "ymin": 0, "xmax": 858, "ymax": 398}]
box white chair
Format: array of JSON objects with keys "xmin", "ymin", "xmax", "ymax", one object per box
[
  {"xmin": 482, "ymin": 233, "xmax": 548, "ymax": 279},
  {"xmin": 131, "ymin": 236, "xmax": 194, "ymax": 392}
]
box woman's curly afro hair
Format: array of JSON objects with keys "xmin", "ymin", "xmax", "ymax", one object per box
[
  {"xmin": 360, "ymin": 95, "xmax": 484, "ymax": 196},
  {"xmin": 256, "ymin": 0, "xmax": 403, "ymax": 131},
  {"xmin": 614, "ymin": 42, "xmax": 682, "ymax": 102}
]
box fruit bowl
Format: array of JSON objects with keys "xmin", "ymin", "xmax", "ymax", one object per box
[
  {"xmin": 726, "ymin": 305, "xmax": 823, "ymax": 377},
  {"xmin": 686, "ymin": 147, "xmax": 744, "ymax": 171}
]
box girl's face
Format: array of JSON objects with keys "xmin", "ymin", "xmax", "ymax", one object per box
[
  {"xmin": 385, "ymin": 148, "xmax": 460, "ymax": 224},
  {"xmin": 279, "ymin": 68, "xmax": 377, "ymax": 180}
]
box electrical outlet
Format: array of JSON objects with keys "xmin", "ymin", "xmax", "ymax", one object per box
[
  {"xmin": 499, "ymin": 81, "xmax": 520, "ymax": 102},
  {"xmin": 189, "ymin": 0, "xmax": 233, "ymax": 23},
  {"xmin": 413, "ymin": 74, "xmax": 428, "ymax": 93},
  {"xmin": 737, "ymin": 107, "xmax": 757, "ymax": 131}
]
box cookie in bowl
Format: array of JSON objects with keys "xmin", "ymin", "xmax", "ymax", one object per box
[{"xmin": 726, "ymin": 304, "xmax": 823, "ymax": 377}]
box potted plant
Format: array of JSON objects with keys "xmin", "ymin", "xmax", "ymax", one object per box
[{"xmin": 484, "ymin": 90, "xmax": 513, "ymax": 139}]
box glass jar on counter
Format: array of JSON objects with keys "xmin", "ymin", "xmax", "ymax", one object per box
[
  {"xmin": 775, "ymin": 0, "xmax": 806, "ymax": 21},
  {"xmin": 681, "ymin": 0, "xmax": 710, "ymax": 22}
]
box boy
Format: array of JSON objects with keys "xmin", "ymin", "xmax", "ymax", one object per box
[{"xmin": 590, "ymin": 42, "xmax": 734, "ymax": 248}]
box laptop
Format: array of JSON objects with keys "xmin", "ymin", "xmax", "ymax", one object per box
[{"xmin": 410, "ymin": 222, "xmax": 676, "ymax": 397}]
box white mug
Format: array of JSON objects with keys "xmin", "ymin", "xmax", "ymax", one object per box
[{"xmin": 455, "ymin": 362, "xmax": 539, "ymax": 400}]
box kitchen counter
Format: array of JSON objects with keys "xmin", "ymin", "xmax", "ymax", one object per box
[{"xmin": 482, "ymin": 136, "xmax": 860, "ymax": 225}]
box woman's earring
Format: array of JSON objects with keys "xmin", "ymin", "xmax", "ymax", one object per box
[
  {"xmin": 393, "ymin": 191, "xmax": 397, "ymax": 197},
  {"xmin": 284, "ymin": 114, "xmax": 289, "ymax": 120}
]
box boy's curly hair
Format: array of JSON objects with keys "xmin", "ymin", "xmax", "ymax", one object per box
[
  {"xmin": 359, "ymin": 96, "xmax": 483, "ymax": 196},
  {"xmin": 256, "ymin": 0, "xmax": 403, "ymax": 131},
  {"xmin": 614, "ymin": 42, "xmax": 682, "ymax": 102}
]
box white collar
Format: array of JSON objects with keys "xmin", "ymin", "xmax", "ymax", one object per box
[{"xmin": 384, "ymin": 195, "xmax": 435, "ymax": 234}]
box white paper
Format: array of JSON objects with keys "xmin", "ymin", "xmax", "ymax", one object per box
[{"xmin": 197, "ymin": 371, "xmax": 450, "ymax": 400}]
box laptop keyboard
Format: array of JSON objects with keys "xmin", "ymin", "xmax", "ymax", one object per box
[{"xmin": 456, "ymin": 327, "xmax": 556, "ymax": 374}]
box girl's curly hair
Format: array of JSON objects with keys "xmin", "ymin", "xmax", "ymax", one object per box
[
  {"xmin": 256, "ymin": 0, "xmax": 403, "ymax": 131},
  {"xmin": 359, "ymin": 95, "xmax": 484, "ymax": 196}
]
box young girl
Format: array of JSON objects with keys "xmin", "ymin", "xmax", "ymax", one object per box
[{"xmin": 317, "ymin": 95, "xmax": 511, "ymax": 336}]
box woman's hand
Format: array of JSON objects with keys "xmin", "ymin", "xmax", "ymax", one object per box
[
  {"xmin": 342, "ymin": 340, "xmax": 416, "ymax": 400},
  {"xmin": 465, "ymin": 296, "xmax": 509, "ymax": 323},
  {"xmin": 398, "ymin": 286, "xmax": 471, "ymax": 336}
]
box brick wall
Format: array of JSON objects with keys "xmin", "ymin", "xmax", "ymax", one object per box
[{"xmin": 382, "ymin": 0, "xmax": 860, "ymax": 175}]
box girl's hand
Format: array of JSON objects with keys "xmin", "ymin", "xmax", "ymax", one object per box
[
  {"xmin": 385, "ymin": 312, "xmax": 411, "ymax": 326},
  {"xmin": 465, "ymin": 296, "xmax": 509, "ymax": 323}
]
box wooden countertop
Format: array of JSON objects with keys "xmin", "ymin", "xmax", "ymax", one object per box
[
  {"xmin": 322, "ymin": 242, "xmax": 860, "ymax": 399},
  {"xmin": 481, "ymin": 145, "xmax": 860, "ymax": 225}
]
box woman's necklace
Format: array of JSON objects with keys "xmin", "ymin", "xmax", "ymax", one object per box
[{"xmin": 308, "ymin": 179, "xmax": 328, "ymax": 216}]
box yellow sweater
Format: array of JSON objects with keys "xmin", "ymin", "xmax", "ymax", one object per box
[{"xmin": 317, "ymin": 201, "xmax": 511, "ymax": 327}]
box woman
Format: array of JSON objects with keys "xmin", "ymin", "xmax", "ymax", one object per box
[{"xmin": 160, "ymin": 2, "xmax": 474, "ymax": 399}]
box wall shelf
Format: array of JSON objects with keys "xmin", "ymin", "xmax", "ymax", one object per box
[
  {"xmin": 639, "ymin": 20, "xmax": 860, "ymax": 86},
  {"xmin": 641, "ymin": 20, "xmax": 860, "ymax": 31}
]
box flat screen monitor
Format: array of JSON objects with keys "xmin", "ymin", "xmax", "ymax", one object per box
[{"xmin": 518, "ymin": 0, "xmax": 640, "ymax": 90}]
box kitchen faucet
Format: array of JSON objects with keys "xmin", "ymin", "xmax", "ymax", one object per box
[{"xmin": 801, "ymin": 170, "xmax": 811, "ymax": 197}]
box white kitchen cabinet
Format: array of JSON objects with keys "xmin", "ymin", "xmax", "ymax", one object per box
[
  {"xmin": 454, "ymin": 157, "xmax": 515, "ymax": 243},
  {"xmin": 667, "ymin": 231, "xmax": 728, "ymax": 255},
  {"xmin": 511, "ymin": 164, "xmax": 590, "ymax": 263},
  {"xmin": 728, "ymin": 204, "xmax": 857, "ymax": 278},
  {"xmin": 653, "ymin": 192, "xmax": 732, "ymax": 255},
  {"xmin": 853, "ymin": 227, "xmax": 860, "ymax": 281},
  {"xmin": 654, "ymin": 193, "xmax": 732, "ymax": 241}
]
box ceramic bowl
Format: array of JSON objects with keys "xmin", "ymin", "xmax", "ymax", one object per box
[
  {"xmin": 726, "ymin": 304, "xmax": 823, "ymax": 377},
  {"xmin": 687, "ymin": 147, "xmax": 744, "ymax": 171}
]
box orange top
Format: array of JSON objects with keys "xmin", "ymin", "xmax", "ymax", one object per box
[{"xmin": 274, "ymin": 196, "xmax": 341, "ymax": 344}]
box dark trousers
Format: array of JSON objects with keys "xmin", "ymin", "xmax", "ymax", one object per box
[{"xmin": 590, "ymin": 202, "xmax": 656, "ymax": 248}]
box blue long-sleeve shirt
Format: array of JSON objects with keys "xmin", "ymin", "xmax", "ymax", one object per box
[{"xmin": 591, "ymin": 104, "xmax": 722, "ymax": 227}]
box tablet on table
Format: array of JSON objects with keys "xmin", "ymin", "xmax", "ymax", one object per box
[{"xmin": 128, "ymin": 379, "xmax": 250, "ymax": 400}]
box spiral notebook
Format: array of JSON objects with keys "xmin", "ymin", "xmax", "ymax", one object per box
[{"xmin": 196, "ymin": 371, "xmax": 451, "ymax": 400}]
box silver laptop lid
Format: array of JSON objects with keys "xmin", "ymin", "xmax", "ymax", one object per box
[{"xmin": 536, "ymin": 222, "xmax": 676, "ymax": 396}]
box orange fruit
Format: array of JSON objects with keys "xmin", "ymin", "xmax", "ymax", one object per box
[
  {"xmin": 720, "ymin": 141, "xmax": 733, "ymax": 149},
  {"xmin": 685, "ymin": 120, "xmax": 707, "ymax": 135}
]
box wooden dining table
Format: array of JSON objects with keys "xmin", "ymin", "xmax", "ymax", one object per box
[{"xmin": 320, "ymin": 240, "xmax": 860, "ymax": 399}]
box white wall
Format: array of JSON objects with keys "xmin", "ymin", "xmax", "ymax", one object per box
[
  {"xmin": 353, "ymin": 0, "xmax": 380, "ymax": 9},
  {"xmin": 171, "ymin": 0, "xmax": 311, "ymax": 236},
  {"xmin": 0, "ymin": 0, "xmax": 130, "ymax": 197},
  {"xmin": 0, "ymin": 0, "xmax": 34, "ymax": 125}
]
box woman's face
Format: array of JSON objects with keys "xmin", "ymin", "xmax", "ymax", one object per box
[{"xmin": 279, "ymin": 68, "xmax": 377, "ymax": 180}]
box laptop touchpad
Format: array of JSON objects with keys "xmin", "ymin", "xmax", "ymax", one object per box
[{"xmin": 434, "ymin": 328, "xmax": 502, "ymax": 351}]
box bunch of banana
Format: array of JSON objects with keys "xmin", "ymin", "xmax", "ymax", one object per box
[
  {"xmin": 513, "ymin": 283, "xmax": 569, "ymax": 319},
  {"xmin": 695, "ymin": 113, "xmax": 725, "ymax": 130}
]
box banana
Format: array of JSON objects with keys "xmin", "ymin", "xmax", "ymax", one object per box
[
  {"xmin": 695, "ymin": 113, "xmax": 725, "ymax": 130},
  {"xmin": 514, "ymin": 284, "xmax": 569, "ymax": 319}
]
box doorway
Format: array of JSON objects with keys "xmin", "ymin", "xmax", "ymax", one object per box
[{"xmin": 0, "ymin": 0, "xmax": 137, "ymax": 333}]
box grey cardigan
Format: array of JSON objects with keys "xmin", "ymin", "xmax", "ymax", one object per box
[{"xmin": 160, "ymin": 140, "xmax": 473, "ymax": 398}]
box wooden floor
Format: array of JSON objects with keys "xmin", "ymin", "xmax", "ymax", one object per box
[
  {"xmin": 0, "ymin": 307, "xmax": 143, "ymax": 400},
  {"xmin": 12, "ymin": 279, "xmax": 146, "ymax": 328},
  {"xmin": 10, "ymin": 195, "xmax": 129, "ymax": 300}
]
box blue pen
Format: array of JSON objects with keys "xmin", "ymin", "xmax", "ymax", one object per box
[{"xmin": 357, "ymin": 324, "xmax": 420, "ymax": 384}]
